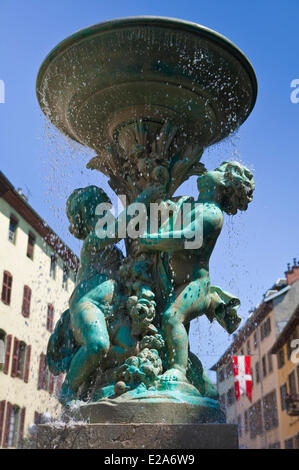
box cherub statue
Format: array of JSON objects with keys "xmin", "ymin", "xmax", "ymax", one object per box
[
  {"xmin": 47, "ymin": 184, "xmax": 164, "ymax": 404},
  {"xmin": 48, "ymin": 186, "xmax": 128, "ymax": 404},
  {"xmin": 139, "ymin": 161, "xmax": 255, "ymax": 383}
]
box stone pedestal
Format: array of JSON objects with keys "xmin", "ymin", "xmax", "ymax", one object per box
[{"xmin": 37, "ymin": 423, "xmax": 238, "ymax": 449}]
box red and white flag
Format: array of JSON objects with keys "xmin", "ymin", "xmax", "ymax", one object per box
[{"xmin": 232, "ymin": 356, "xmax": 252, "ymax": 402}]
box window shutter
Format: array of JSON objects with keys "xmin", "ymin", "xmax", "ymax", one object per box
[
  {"xmin": 37, "ymin": 353, "xmax": 46, "ymax": 390},
  {"xmin": 3, "ymin": 334, "xmax": 12, "ymax": 374},
  {"xmin": 48, "ymin": 374, "xmax": 54, "ymax": 394},
  {"xmin": 23, "ymin": 345, "xmax": 31, "ymax": 383},
  {"xmin": 0, "ymin": 400, "xmax": 6, "ymax": 446},
  {"xmin": 1, "ymin": 271, "xmax": 13, "ymax": 305},
  {"xmin": 18, "ymin": 407, "xmax": 26, "ymax": 446},
  {"xmin": 22, "ymin": 286, "xmax": 31, "ymax": 318},
  {"xmin": 2, "ymin": 402, "xmax": 12, "ymax": 448},
  {"xmin": 47, "ymin": 304, "xmax": 54, "ymax": 332},
  {"xmin": 11, "ymin": 338, "xmax": 20, "ymax": 377},
  {"xmin": 56, "ymin": 373, "xmax": 63, "ymax": 396}
]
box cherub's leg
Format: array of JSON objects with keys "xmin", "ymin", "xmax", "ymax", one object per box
[
  {"xmin": 60, "ymin": 301, "xmax": 110, "ymax": 404},
  {"xmin": 161, "ymin": 279, "xmax": 209, "ymax": 381}
]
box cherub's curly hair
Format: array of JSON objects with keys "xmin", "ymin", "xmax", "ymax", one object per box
[
  {"xmin": 216, "ymin": 161, "xmax": 255, "ymax": 215},
  {"xmin": 66, "ymin": 185, "xmax": 111, "ymax": 239}
]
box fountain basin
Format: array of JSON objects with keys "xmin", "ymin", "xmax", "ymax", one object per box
[{"xmin": 36, "ymin": 16, "xmax": 257, "ymax": 153}]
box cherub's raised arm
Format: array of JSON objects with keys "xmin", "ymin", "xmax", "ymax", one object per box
[
  {"xmin": 82, "ymin": 185, "xmax": 166, "ymax": 253},
  {"xmin": 140, "ymin": 211, "xmax": 203, "ymax": 252}
]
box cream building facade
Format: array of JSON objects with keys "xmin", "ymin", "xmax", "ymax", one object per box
[
  {"xmin": 0, "ymin": 171, "xmax": 78, "ymax": 448},
  {"xmin": 212, "ymin": 263, "xmax": 299, "ymax": 449}
]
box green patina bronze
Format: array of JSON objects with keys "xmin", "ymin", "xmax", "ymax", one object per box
[{"xmin": 38, "ymin": 16, "xmax": 257, "ymax": 423}]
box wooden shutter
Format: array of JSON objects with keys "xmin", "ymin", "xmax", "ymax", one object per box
[
  {"xmin": 0, "ymin": 401, "xmax": 5, "ymax": 446},
  {"xmin": 2, "ymin": 402, "xmax": 12, "ymax": 448},
  {"xmin": 22, "ymin": 286, "xmax": 31, "ymax": 318},
  {"xmin": 23, "ymin": 345, "xmax": 31, "ymax": 383},
  {"xmin": 48, "ymin": 374, "xmax": 55, "ymax": 394},
  {"xmin": 3, "ymin": 334, "xmax": 12, "ymax": 374},
  {"xmin": 1, "ymin": 271, "xmax": 13, "ymax": 305},
  {"xmin": 56, "ymin": 373, "xmax": 63, "ymax": 395},
  {"xmin": 18, "ymin": 407, "xmax": 26, "ymax": 446},
  {"xmin": 47, "ymin": 304, "xmax": 54, "ymax": 332},
  {"xmin": 11, "ymin": 338, "xmax": 20, "ymax": 377},
  {"xmin": 37, "ymin": 353, "xmax": 46, "ymax": 390}
]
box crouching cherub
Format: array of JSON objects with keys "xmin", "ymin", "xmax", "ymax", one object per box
[{"xmin": 138, "ymin": 161, "xmax": 255, "ymax": 383}]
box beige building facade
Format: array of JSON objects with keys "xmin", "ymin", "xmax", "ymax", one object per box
[
  {"xmin": 0, "ymin": 172, "xmax": 78, "ymax": 448},
  {"xmin": 212, "ymin": 263, "xmax": 299, "ymax": 449}
]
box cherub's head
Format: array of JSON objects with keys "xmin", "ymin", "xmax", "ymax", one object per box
[
  {"xmin": 66, "ymin": 185, "xmax": 111, "ymax": 239},
  {"xmin": 197, "ymin": 161, "xmax": 255, "ymax": 215}
]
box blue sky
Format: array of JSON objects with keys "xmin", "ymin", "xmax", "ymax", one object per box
[{"xmin": 0, "ymin": 0, "xmax": 298, "ymax": 374}]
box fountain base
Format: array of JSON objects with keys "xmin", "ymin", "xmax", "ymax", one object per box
[{"xmin": 36, "ymin": 422, "xmax": 238, "ymax": 449}]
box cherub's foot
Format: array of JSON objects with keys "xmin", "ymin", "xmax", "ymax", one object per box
[{"xmin": 160, "ymin": 368, "xmax": 188, "ymax": 383}]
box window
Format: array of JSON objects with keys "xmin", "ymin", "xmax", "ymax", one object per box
[
  {"xmin": 21, "ymin": 285, "xmax": 31, "ymax": 317},
  {"xmin": 289, "ymin": 371, "xmax": 296, "ymax": 395},
  {"xmin": 50, "ymin": 254, "xmax": 57, "ymax": 279},
  {"xmin": 268, "ymin": 352, "xmax": 273, "ymax": 374},
  {"xmin": 46, "ymin": 304, "xmax": 54, "ymax": 332},
  {"xmin": 237, "ymin": 415, "xmax": 242, "ymax": 437},
  {"xmin": 280, "ymin": 383, "xmax": 287, "ymax": 411},
  {"xmin": 260, "ymin": 317, "xmax": 271, "ymax": 341},
  {"xmin": 269, "ymin": 442, "xmax": 281, "ymax": 449},
  {"xmin": 1, "ymin": 271, "xmax": 13, "ymax": 305},
  {"xmin": 249, "ymin": 400, "xmax": 263, "ymax": 438},
  {"xmin": 253, "ymin": 332, "xmax": 258, "ymax": 349},
  {"xmin": 62, "ymin": 265, "xmax": 69, "ymax": 290},
  {"xmin": 26, "ymin": 232, "xmax": 35, "ymax": 259},
  {"xmin": 16, "ymin": 342, "xmax": 26, "ymax": 378},
  {"xmin": 265, "ymin": 317, "xmax": 271, "ymax": 336},
  {"xmin": 227, "ymin": 387, "xmax": 235, "ymax": 407},
  {"xmin": 247, "ymin": 340, "xmax": 251, "ymax": 356},
  {"xmin": 278, "ymin": 349, "xmax": 285, "ymax": 369},
  {"xmin": 244, "ymin": 410, "xmax": 248, "ymax": 434},
  {"xmin": 8, "ymin": 215, "xmax": 18, "ymax": 244},
  {"xmin": 263, "ymin": 390, "xmax": 279, "ymax": 430},
  {"xmin": 3, "ymin": 404, "xmax": 20, "ymax": 448},
  {"xmin": 8, "ymin": 406, "xmax": 19, "ymax": 447},
  {"xmin": 255, "ymin": 361, "xmax": 260, "ymax": 383},
  {"xmin": 219, "ymin": 394, "xmax": 226, "ymax": 410},
  {"xmin": 262, "ymin": 355, "xmax": 267, "ymax": 377},
  {"xmin": 37, "ymin": 353, "xmax": 54, "ymax": 394},
  {"xmin": 10, "ymin": 339, "xmax": 30, "ymax": 381},
  {"xmin": 285, "ymin": 438, "xmax": 293, "ymax": 449},
  {"xmin": 219, "ymin": 368, "xmax": 225, "ymax": 382},
  {"xmin": 226, "ymin": 364, "xmax": 233, "ymax": 379}
]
